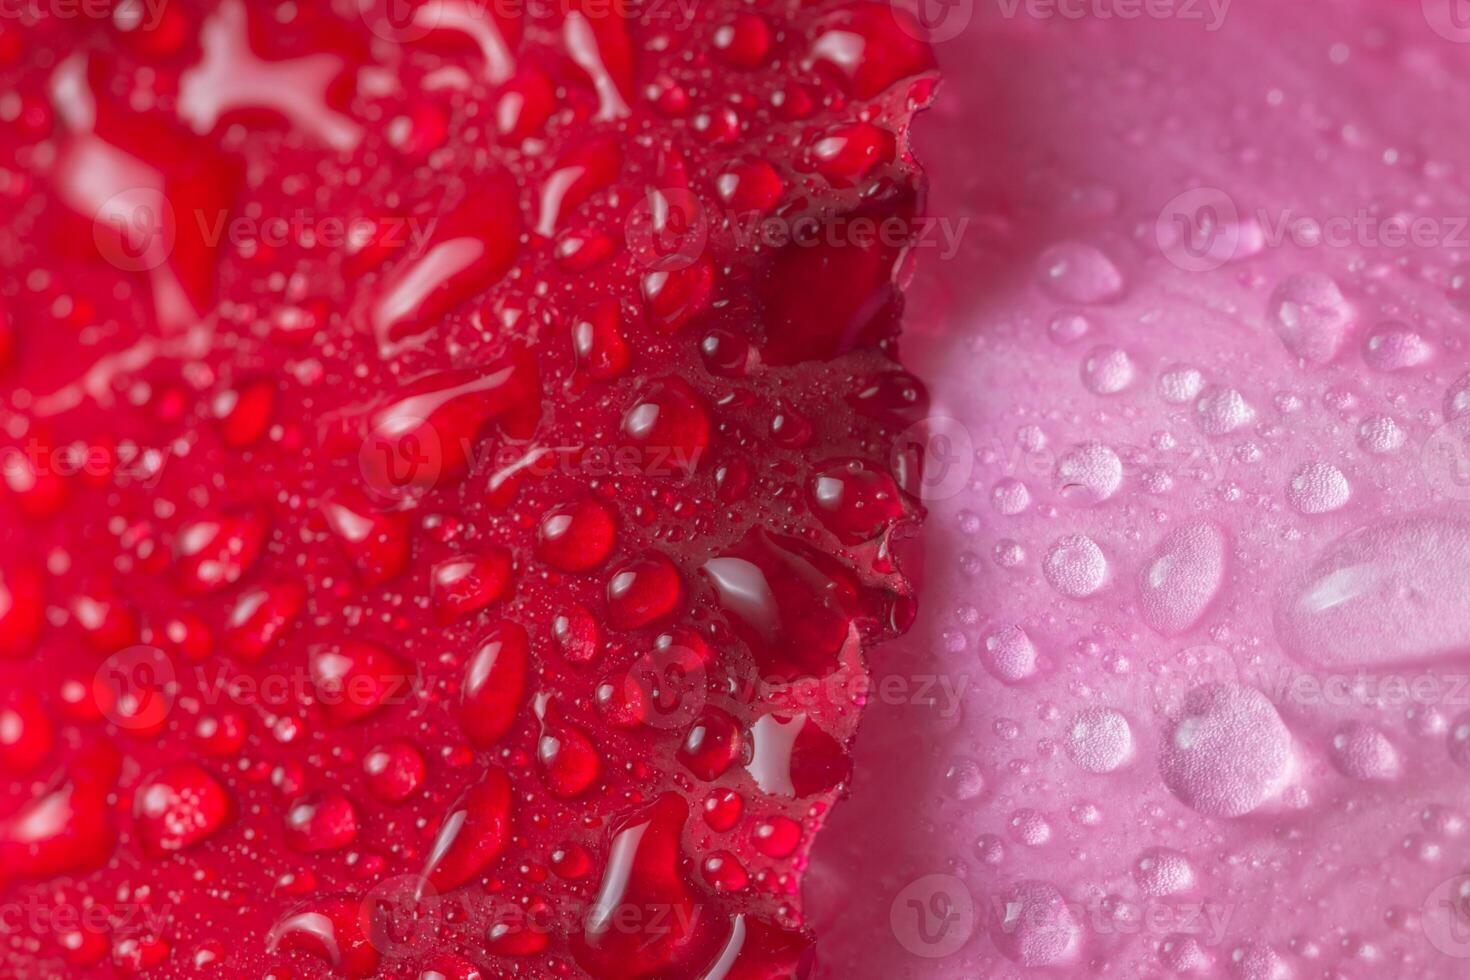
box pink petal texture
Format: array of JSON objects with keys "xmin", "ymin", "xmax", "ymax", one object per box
[{"xmin": 810, "ymin": 1, "xmax": 1470, "ymax": 977}]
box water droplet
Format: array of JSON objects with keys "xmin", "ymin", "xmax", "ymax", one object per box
[
  {"xmin": 1080, "ymin": 345, "xmax": 1135, "ymax": 394},
  {"xmin": 1159, "ymin": 683, "xmax": 1293, "ymax": 817},
  {"xmin": 1043, "ymin": 534, "xmax": 1109, "ymax": 598},
  {"xmin": 1356, "ymin": 414, "xmax": 1406, "ymax": 454},
  {"xmin": 1158, "ymin": 364, "xmax": 1204, "ymax": 404},
  {"xmin": 460, "ymin": 621, "xmax": 528, "ymax": 747},
  {"xmin": 1036, "ymin": 242, "xmax": 1124, "ymax": 304},
  {"xmin": 1065, "ymin": 707, "xmax": 1134, "ymax": 773},
  {"xmin": 1268, "ymin": 273, "xmax": 1353, "ymax": 363},
  {"xmin": 1362, "ymin": 322, "xmax": 1432, "ymax": 371},
  {"xmin": 1286, "ymin": 461, "xmax": 1351, "ymax": 514},
  {"xmin": 1133, "ymin": 848, "xmax": 1195, "ymax": 895},
  {"xmin": 1055, "ymin": 443, "xmax": 1123, "ymax": 504},
  {"xmin": 1138, "ymin": 521, "xmax": 1228, "ymax": 635},
  {"xmin": 1195, "ymin": 386, "xmax": 1254, "ymax": 435},
  {"xmin": 1048, "ymin": 312, "xmax": 1090, "ymax": 345},
  {"xmin": 990, "ymin": 477, "xmax": 1031, "ymax": 515},
  {"xmin": 989, "ymin": 880, "xmax": 1080, "ymax": 966},
  {"xmin": 134, "ymin": 763, "xmax": 232, "ymax": 855},
  {"xmin": 982, "ymin": 625, "xmax": 1041, "ymax": 684},
  {"xmin": 1330, "ymin": 722, "xmax": 1401, "ymax": 781}
]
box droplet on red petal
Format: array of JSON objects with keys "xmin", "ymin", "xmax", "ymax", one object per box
[
  {"xmin": 321, "ymin": 491, "xmax": 413, "ymax": 586},
  {"xmin": 678, "ymin": 706, "xmax": 744, "ymax": 781},
  {"xmin": 534, "ymin": 136, "xmax": 622, "ymax": 237},
  {"xmin": 641, "ymin": 257, "xmax": 715, "ymax": 333},
  {"xmin": 553, "ymin": 604, "xmax": 602, "ymax": 664},
  {"xmin": 536, "ymin": 696, "xmax": 602, "ymax": 798},
  {"xmin": 363, "ymin": 740, "xmax": 426, "ymax": 804},
  {"xmin": 112, "ymin": 934, "xmax": 171, "ymax": 974},
  {"xmin": 606, "ymin": 551, "xmax": 683, "ymax": 630},
  {"xmin": 360, "ymin": 356, "xmax": 540, "ymax": 497},
  {"xmin": 810, "ymin": 122, "xmax": 894, "ymax": 185},
  {"xmin": 486, "ymin": 912, "xmax": 552, "ymax": 956},
  {"xmin": 557, "ymin": 227, "xmax": 618, "ymax": 271},
  {"xmin": 550, "ymin": 841, "xmax": 594, "ymax": 879},
  {"xmin": 746, "ymin": 713, "xmax": 850, "ymax": 797},
  {"xmin": 0, "ymin": 749, "xmax": 118, "ymax": 879},
  {"xmin": 370, "ymin": 176, "xmax": 521, "ymax": 354},
  {"xmin": 715, "ymin": 457, "xmax": 753, "ymax": 502},
  {"xmin": 431, "ymin": 549, "xmax": 514, "ymax": 624},
  {"xmin": 60, "ymin": 926, "xmax": 110, "ymax": 967},
  {"xmin": 2, "ymin": 432, "xmax": 68, "ymax": 518},
  {"xmin": 751, "ymin": 815, "xmax": 803, "ymax": 857},
  {"xmin": 192, "ymin": 711, "xmax": 247, "ymax": 756},
  {"xmin": 807, "ymin": 3, "xmax": 936, "ymax": 99},
  {"xmin": 0, "ymin": 557, "xmax": 44, "ymax": 659},
  {"xmin": 620, "ymin": 378, "xmax": 710, "ymax": 476},
  {"xmin": 418, "ymin": 953, "xmax": 487, "ymax": 980},
  {"xmin": 496, "ymin": 67, "xmax": 556, "ymax": 141},
  {"xmin": 712, "ymin": 13, "xmax": 771, "ymax": 68},
  {"xmin": 308, "ymin": 641, "xmax": 414, "ymax": 724},
  {"xmin": 460, "ymin": 620, "xmax": 528, "ymax": 747},
  {"xmin": 769, "ymin": 400, "xmax": 813, "ymax": 448},
  {"xmin": 699, "ymin": 328, "xmax": 752, "ymax": 377},
  {"xmin": 70, "ymin": 587, "xmax": 139, "ymax": 654},
  {"xmin": 222, "ymin": 582, "xmax": 304, "ymax": 661},
  {"xmin": 701, "ymin": 850, "xmax": 748, "ymax": 891},
  {"xmin": 0, "ymin": 687, "xmax": 52, "ymax": 773},
  {"xmin": 571, "ymin": 300, "xmax": 631, "ymax": 381},
  {"xmin": 758, "ymin": 196, "xmax": 917, "ymax": 366},
  {"xmin": 153, "ymin": 612, "xmax": 214, "ymax": 662},
  {"xmin": 268, "ymin": 897, "xmax": 380, "ymax": 979},
  {"xmin": 284, "ymin": 791, "xmax": 359, "ymax": 852},
  {"xmin": 572, "ymin": 794, "xmax": 726, "ymax": 979},
  {"xmin": 703, "ymin": 915, "xmax": 814, "ymax": 978},
  {"xmin": 537, "ymin": 497, "xmax": 617, "ymax": 572},
  {"xmin": 716, "ymin": 158, "xmax": 783, "ymax": 214},
  {"xmin": 702, "ymin": 788, "xmax": 743, "ymax": 831},
  {"xmin": 702, "ymin": 530, "xmax": 862, "ymax": 679},
  {"xmin": 808, "ymin": 457, "xmax": 907, "ymax": 543},
  {"xmin": 420, "ymin": 768, "xmax": 513, "ymax": 894},
  {"xmin": 174, "ymin": 510, "xmax": 268, "ymax": 594},
  {"xmin": 212, "ymin": 378, "xmax": 275, "ymax": 447},
  {"xmin": 133, "ymin": 762, "xmax": 233, "ymax": 856}
]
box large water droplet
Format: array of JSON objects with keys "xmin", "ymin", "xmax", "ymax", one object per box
[
  {"xmin": 1276, "ymin": 515, "xmax": 1470, "ymax": 668},
  {"xmin": 1267, "ymin": 273, "xmax": 1353, "ymax": 364},
  {"xmin": 1159, "ymin": 683, "xmax": 1293, "ymax": 817},
  {"xmin": 1036, "ymin": 242, "xmax": 1124, "ymax": 304},
  {"xmin": 1138, "ymin": 521, "xmax": 1227, "ymax": 635}
]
